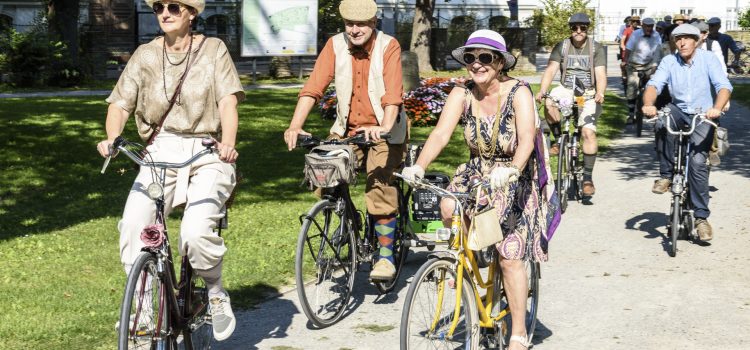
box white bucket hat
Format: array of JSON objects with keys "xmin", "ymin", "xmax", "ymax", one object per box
[
  {"xmin": 145, "ymin": 0, "xmax": 205, "ymax": 15},
  {"xmin": 451, "ymin": 30, "xmax": 517, "ymax": 70}
]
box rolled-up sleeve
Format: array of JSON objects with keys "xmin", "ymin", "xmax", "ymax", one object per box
[
  {"xmin": 298, "ymin": 39, "xmax": 335, "ymax": 101},
  {"xmin": 707, "ymin": 52, "xmax": 733, "ymax": 93},
  {"xmin": 381, "ymin": 39, "xmax": 403, "ymax": 107}
]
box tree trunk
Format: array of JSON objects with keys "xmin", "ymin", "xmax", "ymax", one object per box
[
  {"xmin": 47, "ymin": 0, "xmax": 80, "ymax": 64},
  {"xmin": 410, "ymin": 0, "xmax": 435, "ymax": 72}
]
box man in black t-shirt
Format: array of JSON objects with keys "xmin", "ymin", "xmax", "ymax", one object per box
[{"xmin": 536, "ymin": 12, "xmax": 606, "ymax": 198}]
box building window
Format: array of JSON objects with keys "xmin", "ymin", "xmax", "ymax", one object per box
[
  {"xmin": 631, "ymin": 8, "xmax": 645, "ymax": 17},
  {"xmin": 680, "ymin": 8, "xmax": 693, "ymax": 16}
]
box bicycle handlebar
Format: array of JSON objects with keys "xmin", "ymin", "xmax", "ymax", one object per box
[
  {"xmin": 655, "ymin": 107, "xmax": 719, "ymax": 136},
  {"xmin": 296, "ymin": 132, "xmax": 391, "ymax": 149},
  {"xmin": 100, "ymin": 136, "xmax": 216, "ymax": 174}
]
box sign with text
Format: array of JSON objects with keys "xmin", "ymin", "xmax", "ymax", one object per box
[{"xmin": 241, "ymin": 0, "xmax": 318, "ymax": 57}]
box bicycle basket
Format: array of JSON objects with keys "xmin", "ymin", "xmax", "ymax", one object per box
[
  {"xmin": 303, "ymin": 145, "xmax": 357, "ymax": 189},
  {"xmin": 412, "ymin": 173, "xmax": 450, "ymax": 221}
]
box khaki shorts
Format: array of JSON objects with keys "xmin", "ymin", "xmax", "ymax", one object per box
[{"xmin": 549, "ymin": 85, "xmax": 601, "ymax": 132}]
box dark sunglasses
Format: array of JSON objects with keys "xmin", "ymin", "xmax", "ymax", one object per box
[
  {"xmin": 463, "ymin": 52, "xmax": 499, "ymax": 65},
  {"xmin": 570, "ymin": 25, "xmax": 588, "ymax": 32},
  {"xmin": 153, "ymin": 2, "xmax": 185, "ymax": 16}
]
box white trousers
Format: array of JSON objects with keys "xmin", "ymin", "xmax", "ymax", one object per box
[{"xmin": 118, "ymin": 131, "xmax": 236, "ymax": 271}]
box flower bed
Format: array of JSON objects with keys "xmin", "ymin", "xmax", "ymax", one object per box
[{"xmin": 318, "ymin": 77, "xmax": 465, "ymax": 126}]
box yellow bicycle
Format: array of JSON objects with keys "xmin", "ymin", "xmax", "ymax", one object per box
[{"xmin": 396, "ymin": 173, "xmax": 540, "ymax": 349}]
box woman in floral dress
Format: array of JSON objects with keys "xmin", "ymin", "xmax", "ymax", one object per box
[{"xmin": 401, "ymin": 29, "xmax": 557, "ymax": 350}]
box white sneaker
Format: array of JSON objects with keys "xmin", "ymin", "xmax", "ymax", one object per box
[{"xmin": 209, "ymin": 296, "xmax": 236, "ymax": 341}]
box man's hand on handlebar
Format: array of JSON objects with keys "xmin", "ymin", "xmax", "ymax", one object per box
[
  {"xmin": 706, "ymin": 108, "xmax": 722, "ymax": 119},
  {"xmin": 284, "ymin": 127, "xmax": 311, "ymax": 151},
  {"xmin": 642, "ymin": 105, "xmax": 658, "ymax": 118},
  {"xmin": 355, "ymin": 125, "xmax": 388, "ymax": 142}
]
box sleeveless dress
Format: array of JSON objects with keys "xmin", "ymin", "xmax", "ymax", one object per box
[{"xmin": 447, "ymin": 80, "xmax": 549, "ymax": 262}]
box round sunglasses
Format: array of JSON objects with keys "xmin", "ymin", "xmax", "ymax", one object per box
[
  {"xmin": 153, "ymin": 2, "xmax": 186, "ymax": 16},
  {"xmin": 463, "ymin": 52, "xmax": 501, "ymax": 65},
  {"xmin": 569, "ymin": 24, "xmax": 589, "ymax": 32}
]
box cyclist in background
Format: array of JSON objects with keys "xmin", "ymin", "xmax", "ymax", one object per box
[
  {"xmin": 283, "ymin": 0, "xmax": 407, "ymax": 281},
  {"xmin": 706, "ymin": 17, "xmax": 742, "ymax": 70},
  {"xmin": 642, "ymin": 24, "xmax": 732, "ymax": 241},
  {"xmin": 95, "ymin": 0, "xmax": 243, "ymax": 341},
  {"xmin": 537, "ymin": 12, "xmax": 606, "ymax": 198},
  {"xmin": 620, "ymin": 16, "xmax": 641, "ymax": 88},
  {"xmin": 623, "ymin": 18, "xmax": 663, "ymax": 124}
]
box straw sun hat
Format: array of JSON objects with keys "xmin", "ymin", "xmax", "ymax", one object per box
[
  {"xmin": 145, "ymin": 0, "xmax": 205, "ymax": 15},
  {"xmin": 339, "ymin": 0, "xmax": 378, "ymax": 22}
]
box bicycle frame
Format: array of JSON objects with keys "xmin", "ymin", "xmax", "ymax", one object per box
[{"xmin": 396, "ymin": 174, "xmax": 534, "ymax": 339}]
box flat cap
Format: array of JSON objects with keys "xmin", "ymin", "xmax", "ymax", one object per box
[
  {"xmin": 568, "ymin": 12, "xmax": 591, "ymax": 24},
  {"xmin": 692, "ymin": 22, "xmax": 709, "ymax": 33},
  {"xmin": 707, "ymin": 17, "xmax": 721, "ymax": 25},
  {"xmin": 339, "ymin": 0, "xmax": 377, "ymax": 21},
  {"xmin": 663, "ymin": 15, "xmax": 672, "ymax": 22},
  {"xmin": 642, "ymin": 18, "xmax": 655, "ymax": 26},
  {"xmin": 673, "ymin": 14, "xmax": 686, "ymax": 22},
  {"xmin": 671, "ymin": 23, "xmax": 701, "ymax": 39},
  {"xmin": 656, "ymin": 21, "xmax": 668, "ymax": 29}
]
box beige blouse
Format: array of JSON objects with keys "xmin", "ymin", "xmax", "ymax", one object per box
[{"xmin": 107, "ymin": 37, "xmax": 245, "ymax": 141}]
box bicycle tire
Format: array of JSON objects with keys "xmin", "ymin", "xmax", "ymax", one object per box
[
  {"xmin": 183, "ymin": 274, "xmax": 212, "ymax": 350},
  {"xmin": 635, "ymin": 104, "xmax": 644, "ymax": 137},
  {"xmin": 669, "ymin": 195, "xmax": 680, "ymax": 257},
  {"xmin": 498, "ymin": 259, "xmax": 540, "ymax": 346},
  {"xmin": 118, "ymin": 252, "xmax": 173, "ymax": 350},
  {"xmin": 555, "ymin": 136, "xmax": 569, "ymax": 213},
  {"xmin": 400, "ymin": 258, "xmax": 479, "ymax": 350},
  {"xmin": 295, "ymin": 199, "xmax": 357, "ymax": 328},
  {"xmin": 373, "ymin": 205, "xmax": 411, "ymax": 294}
]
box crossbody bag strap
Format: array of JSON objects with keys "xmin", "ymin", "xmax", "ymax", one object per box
[
  {"xmin": 560, "ymin": 38, "xmax": 570, "ymax": 87},
  {"xmin": 589, "ymin": 39, "xmax": 596, "ymax": 85},
  {"xmin": 147, "ymin": 37, "xmax": 207, "ymax": 145}
]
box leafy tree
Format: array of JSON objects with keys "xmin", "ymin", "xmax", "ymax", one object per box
[
  {"xmin": 739, "ymin": 8, "xmax": 750, "ymax": 30},
  {"xmin": 410, "ymin": 0, "xmax": 436, "ymax": 72},
  {"xmin": 46, "ymin": 0, "xmax": 79, "ymax": 63},
  {"xmin": 525, "ymin": 0, "xmax": 595, "ymax": 48}
]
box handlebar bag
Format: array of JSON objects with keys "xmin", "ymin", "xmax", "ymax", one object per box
[{"xmin": 303, "ymin": 145, "xmax": 358, "ymax": 189}]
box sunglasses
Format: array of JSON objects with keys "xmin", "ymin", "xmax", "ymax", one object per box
[
  {"xmin": 153, "ymin": 2, "xmax": 185, "ymax": 16},
  {"xmin": 570, "ymin": 25, "xmax": 588, "ymax": 32},
  {"xmin": 463, "ymin": 52, "xmax": 500, "ymax": 65}
]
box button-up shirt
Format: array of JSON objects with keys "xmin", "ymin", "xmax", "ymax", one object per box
[
  {"xmin": 625, "ymin": 29, "xmax": 663, "ymax": 66},
  {"xmin": 299, "ymin": 34, "xmax": 403, "ymax": 131},
  {"xmin": 647, "ymin": 49, "xmax": 732, "ymax": 114},
  {"xmin": 708, "ymin": 32, "xmax": 741, "ymax": 64}
]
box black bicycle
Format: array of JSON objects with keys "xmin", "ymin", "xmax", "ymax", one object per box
[
  {"xmin": 634, "ymin": 70, "xmax": 652, "ymax": 137},
  {"xmin": 103, "ymin": 136, "xmax": 222, "ymax": 350},
  {"xmin": 654, "ymin": 108, "xmax": 717, "ymax": 257},
  {"xmin": 543, "ymin": 92, "xmax": 593, "ymax": 212},
  {"xmin": 294, "ymin": 133, "xmax": 430, "ymax": 328}
]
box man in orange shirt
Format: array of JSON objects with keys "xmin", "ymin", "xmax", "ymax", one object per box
[{"xmin": 283, "ymin": 0, "xmax": 406, "ymax": 280}]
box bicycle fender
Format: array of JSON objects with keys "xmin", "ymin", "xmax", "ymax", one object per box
[{"xmin": 427, "ymin": 250, "xmax": 458, "ymax": 263}]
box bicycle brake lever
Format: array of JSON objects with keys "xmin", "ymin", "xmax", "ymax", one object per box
[{"xmin": 101, "ymin": 155, "xmax": 112, "ymax": 174}]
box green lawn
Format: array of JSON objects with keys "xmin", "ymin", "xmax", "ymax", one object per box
[
  {"xmin": 731, "ymin": 83, "xmax": 750, "ymax": 106},
  {"xmin": 0, "ymin": 85, "xmax": 625, "ymax": 349}
]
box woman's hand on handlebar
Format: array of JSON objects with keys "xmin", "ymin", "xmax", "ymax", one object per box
[
  {"xmin": 284, "ymin": 127, "xmax": 310, "ymax": 151},
  {"xmin": 355, "ymin": 125, "xmax": 388, "ymax": 142},
  {"xmin": 216, "ymin": 141, "xmax": 238, "ymax": 163},
  {"xmin": 400, "ymin": 165, "xmax": 425, "ymax": 182},
  {"xmin": 534, "ymin": 91, "xmax": 547, "ymax": 103},
  {"xmin": 97, "ymin": 138, "xmax": 116, "ymax": 158}
]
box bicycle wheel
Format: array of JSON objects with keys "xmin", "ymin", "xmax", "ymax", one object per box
[
  {"xmin": 118, "ymin": 252, "xmax": 173, "ymax": 350},
  {"xmin": 373, "ymin": 201, "xmax": 411, "ymax": 294},
  {"xmin": 295, "ymin": 199, "xmax": 357, "ymax": 328},
  {"xmin": 635, "ymin": 97, "xmax": 644, "ymax": 137},
  {"xmin": 669, "ymin": 195, "xmax": 680, "ymax": 257},
  {"xmin": 555, "ymin": 136, "xmax": 569, "ymax": 213},
  {"xmin": 400, "ymin": 258, "xmax": 479, "ymax": 349},
  {"xmin": 498, "ymin": 258, "xmax": 540, "ymax": 346},
  {"xmin": 182, "ymin": 275, "xmax": 212, "ymax": 350}
]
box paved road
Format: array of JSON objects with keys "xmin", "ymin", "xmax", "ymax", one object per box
[{"xmin": 211, "ymin": 86, "xmax": 750, "ymax": 349}]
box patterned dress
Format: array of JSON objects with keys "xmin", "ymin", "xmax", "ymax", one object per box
[{"xmin": 447, "ymin": 80, "xmax": 549, "ymax": 262}]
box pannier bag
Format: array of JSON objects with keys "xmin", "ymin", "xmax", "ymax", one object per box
[
  {"xmin": 412, "ymin": 173, "xmax": 450, "ymax": 221},
  {"xmin": 303, "ymin": 145, "xmax": 358, "ymax": 189},
  {"xmin": 715, "ymin": 126, "xmax": 729, "ymax": 157}
]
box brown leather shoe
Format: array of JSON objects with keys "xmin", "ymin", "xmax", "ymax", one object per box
[
  {"xmin": 695, "ymin": 219, "xmax": 713, "ymax": 241},
  {"xmin": 652, "ymin": 178, "xmax": 671, "ymax": 194},
  {"xmin": 582, "ymin": 180, "xmax": 595, "ymax": 196},
  {"xmin": 549, "ymin": 143, "xmax": 560, "ymax": 156}
]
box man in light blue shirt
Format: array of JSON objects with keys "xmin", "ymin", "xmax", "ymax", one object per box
[{"xmin": 642, "ymin": 24, "xmax": 732, "ymax": 241}]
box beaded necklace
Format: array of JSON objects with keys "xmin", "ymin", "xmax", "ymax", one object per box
[
  {"xmin": 473, "ymin": 87, "xmax": 504, "ymax": 159},
  {"xmin": 162, "ymin": 33, "xmax": 194, "ymax": 106}
]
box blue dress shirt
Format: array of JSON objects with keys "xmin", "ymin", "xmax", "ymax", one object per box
[{"xmin": 647, "ymin": 49, "xmax": 733, "ymax": 114}]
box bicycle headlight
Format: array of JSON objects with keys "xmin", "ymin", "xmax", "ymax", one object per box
[
  {"xmin": 147, "ymin": 182, "xmax": 163, "ymax": 200},
  {"xmin": 561, "ymin": 106, "xmax": 573, "ymax": 117}
]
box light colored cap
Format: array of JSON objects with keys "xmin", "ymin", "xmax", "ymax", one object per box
[
  {"xmin": 692, "ymin": 22, "xmax": 709, "ymax": 33},
  {"xmin": 451, "ymin": 29, "xmax": 516, "ymax": 69},
  {"xmin": 339, "ymin": 0, "xmax": 378, "ymax": 21},
  {"xmin": 671, "ymin": 23, "xmax": 701, "ymax": 39},
  {"xmin": 145, "ymin": 0, "xmax": 205, "ymax": 15},
  {"xmin": 642, "ymin": 18, "xmax": 655, "ymax": 26}
]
